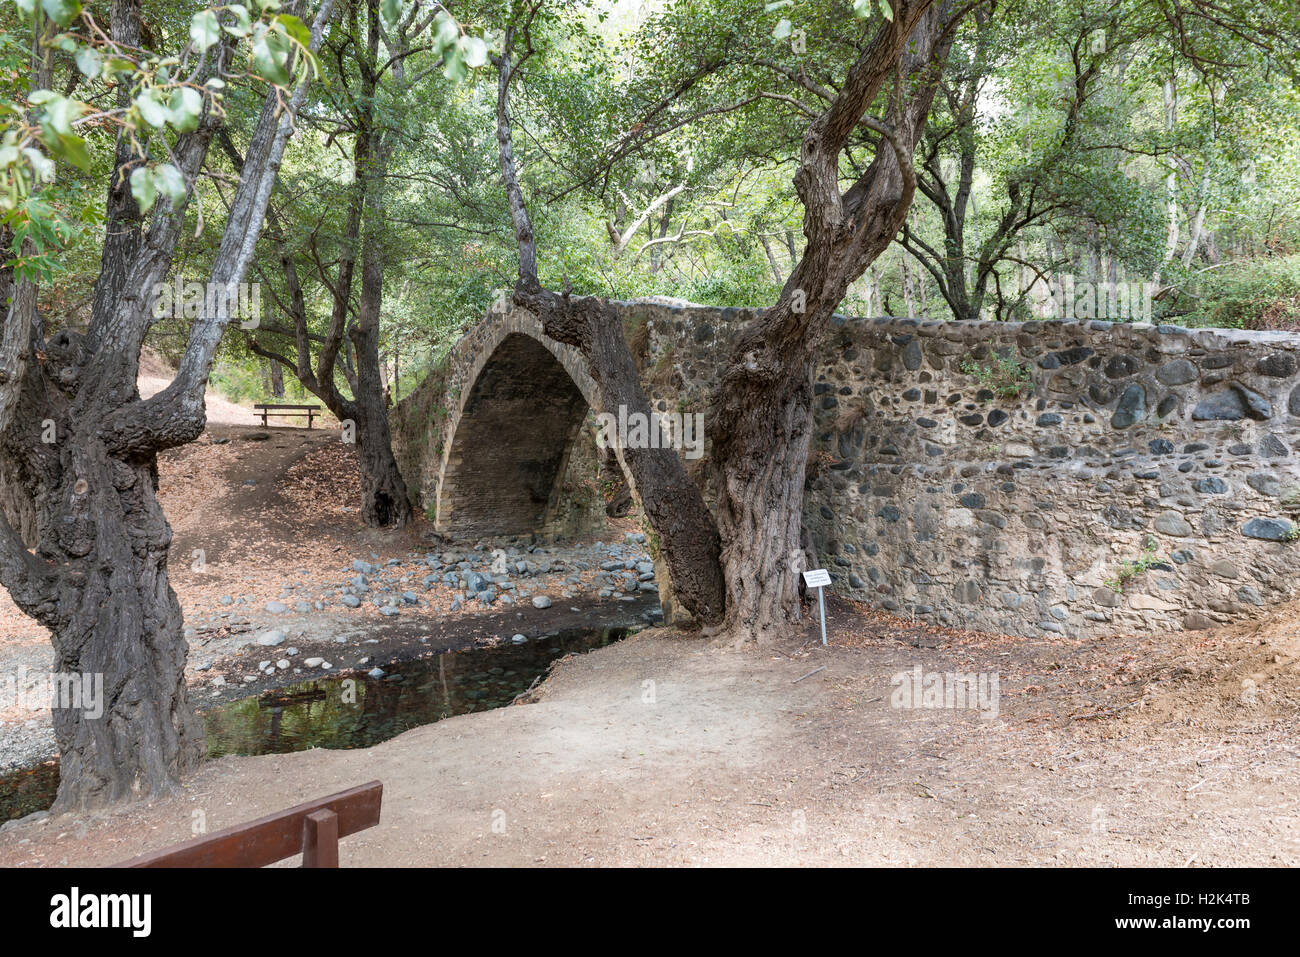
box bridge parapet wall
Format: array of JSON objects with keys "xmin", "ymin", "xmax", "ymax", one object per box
[{"xmin": 393, "ymin": 299, "xmax": 1300, "ymax": 637}]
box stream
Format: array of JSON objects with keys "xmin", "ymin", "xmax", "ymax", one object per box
[{"xmin": 0, "ymin": 625, "xmax": 631, "ymax": 825}]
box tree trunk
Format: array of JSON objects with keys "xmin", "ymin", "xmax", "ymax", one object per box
[
  {"xmin": 711, "ymin": 335, "xmax": 818, "ymax": 640},
  {"xmin": 346, "ymin": 30, "xmax": 411, "ymax": 527},
  {"xmin": 355, "ymin": 403, "xmax": 412, "ymax": 526},
  {"xmin": 1156, "ymin": 76, "xmax": 1179, "ymax": 286},
  {"xmin": 46, "ymin": 446, "xmax": 203, "ymax": 809},
  {"xmin": 0, "ymin": 0, "xmax": 336, "ymax": 810},
  {"xmin": 709, "ymin": 0, "xmax": 954, "ymax": 644},
  {"xmin": 378, "ymin": 350, "xmax": 391, "ymax": 407},
  {"xmin": 901, "ymin": 242, "xmax": 915, "ymax": 316},
  {"xmin": 87, "ymin": 0, "xmax": 144, "ymax": 330},
  {"xmin": 349, "ymin": 315, "xmax": 412, "ymax": 527},
  {"xmin": 0, "ymin": 0, "xmax": 199, "ymax": 810},
  {"xmin": 760, "ymin": 234, "xmax": 786, "ymax": 285}
]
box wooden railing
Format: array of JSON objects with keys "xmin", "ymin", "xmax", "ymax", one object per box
[{"xmin": 114, "ymin": 780, "xmax": 383, "ymax": 868}]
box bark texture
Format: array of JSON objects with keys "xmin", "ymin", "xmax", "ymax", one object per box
[
  {"xmin": 0, "ymin": 0, "xmax": 335, "ymax": 809},
  {"xmin": 708, "ymin": 1, "xmax": 957, "ymax": 644}
]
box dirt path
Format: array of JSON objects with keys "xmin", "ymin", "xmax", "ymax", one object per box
[
  {"xmin": 0, "ymin": 421, "xmax": 657, "ymax": 773},
  {"xmin": 3, "ymin": 599, "xmax": 1296, "ymax": 866},
  {"xmin": 2, "ymin": 368, "xmax": 1296, "ymax": 865}
]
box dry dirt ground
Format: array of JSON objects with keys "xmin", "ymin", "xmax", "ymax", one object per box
[
  {"xmin": 1, "ymin": 595, "xmax": 1297, "ymax": 866},
  {"xmin": 137, "ymin": 350, "xmax": 265, "ymax": 428},
  {"xmin": 1, "ymin": 377, "xmax": 1298, "ymax": 866}
]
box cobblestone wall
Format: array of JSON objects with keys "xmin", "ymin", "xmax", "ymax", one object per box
[
  {"xmin": 395, "ymin": 299, "xmax": 1300, "ymax": 637},
  {"xmin": 800, "ymin": 316, "xmax": 1300, "ymax": 637}
]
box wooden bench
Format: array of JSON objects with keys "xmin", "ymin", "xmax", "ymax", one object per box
[
  {"xmin": 114, "ymin": 780, "xmax": 382, "ymax": 868},
  {"xmin": 253, "ymin": 403, "xmax": 322, "ymax": 429}
]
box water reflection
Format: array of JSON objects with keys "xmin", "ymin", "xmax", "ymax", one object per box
[
  {"xmin": 0, "ymin": 626, "xmax": 629, "ymax": 824},
  {"xmin": 205, "ymin": 627, "xmax": 628, "ymax": 757}
]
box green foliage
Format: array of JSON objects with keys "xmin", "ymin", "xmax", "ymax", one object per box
[
  {"xmin": 209, "ymin": 359, "xmax": 314, "ymax": 406},
  {"xmin": 1173, "ymin": 255, "xmax": 1300, "ymax": 330},
  {"xmin": 6, "ymin": 0, "xmax": 1300, "ymax": 410},
  {"xmin": 1105, "ymin": 537, "xmax": 1162, "ymax": 593},
  {"xmin": 1, "ymin": 2, "xmax": 319, "ymax": 221},
  {"xmin": 960, "ymin": 354, "xmax": 1033, "ymax": 400}
]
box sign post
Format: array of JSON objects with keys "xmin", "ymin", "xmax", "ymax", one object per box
[{"xmin": 802, "ymin": 568, "xmax": 831, "ymax": 645}]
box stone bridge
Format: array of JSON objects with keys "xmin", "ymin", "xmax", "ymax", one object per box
[
  {"xmin": 392, "ymin": 298, "xmax": 1300, "ymax": 639},
  {"xmin": 413, "ymin": 305, "xmax": 603, "ymax": 539}
]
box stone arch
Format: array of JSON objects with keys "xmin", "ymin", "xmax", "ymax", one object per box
[{"xmin": 435, "ymin": 309, "xmax": 622, "ymax": 538}]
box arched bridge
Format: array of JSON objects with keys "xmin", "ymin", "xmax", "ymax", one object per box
[
  {"xmin": 410, "ymin": 304, "xmax": 613, "ymax": 539},
  {"xmin": 391, "ymin": 299, "xmax": 1300, "ymax": 641},
  {"xmin": 392, "ymin": 297, "xmax": 740, "ymax": 541}
]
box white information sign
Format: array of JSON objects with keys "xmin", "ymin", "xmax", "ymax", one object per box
[
  {"xmin": 802, "ymin": 569, "xmax": 831, "ymax": 644},
  {"xmin": 802, "ymin": 569, "xmax": 831, "ymax": 588}
]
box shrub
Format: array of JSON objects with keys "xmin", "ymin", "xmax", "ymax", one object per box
[
  {"xmin": 1178, "ymin": 254, "xmax": 1300, "ymax": 331},
  {"xmin": 960, "ymin": 353, "xmax": 1033, "ymax": 400}
]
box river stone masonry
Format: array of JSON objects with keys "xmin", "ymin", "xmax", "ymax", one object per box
[
  {"xmin": 393, "ymin": 299, "xmax": 1300, "ymax": 638},
  {"xmin": 803, "ymin": 316, "xmax": 1300, "ymax": 637}
]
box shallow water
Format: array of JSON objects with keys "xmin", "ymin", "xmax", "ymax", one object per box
[
  {"xmin": 0, "ymin": 626, "xmax": 630, "ymax": 825},
  {"xmin": 203, "ymin": 626, "xmax": 630, "ymax": 757}
]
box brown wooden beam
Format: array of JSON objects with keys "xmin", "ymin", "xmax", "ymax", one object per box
[
  {"xmin": 302, "ymin": 809, "xmax": 339, "ymax": 868},
  {"xmin": 114, "ymin": 780, "xmax": 382, "ymax": 868}
]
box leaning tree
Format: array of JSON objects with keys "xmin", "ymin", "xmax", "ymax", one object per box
[
  {"xmin": 0, "ymin": 0, "xmax": 333, "ymax": 809},
  {"xmin": 492, "ymin": 0, "xmax": 728, "ymax": 622},
  {"xmin": 494, "ymin": 0, "xmax": 964, "ymax": 642}
]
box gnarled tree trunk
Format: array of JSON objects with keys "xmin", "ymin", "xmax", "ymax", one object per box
[
  {"xmin": 0, "ymin": 0, "xmax": 335, "ymax": 809},
  {"xmin": 494, "ymin": 20, "xmax": 724, "ymax": 621},
  {"xmin": 2, "ymin": 382, "xmax": 203, "ymax": 806},
  {"xmin": 708, "ymin": 2, "xmax": 955, "ymax": 644}
]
